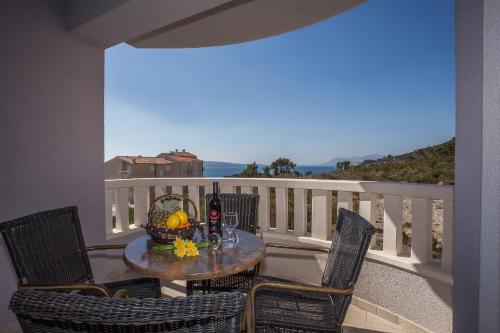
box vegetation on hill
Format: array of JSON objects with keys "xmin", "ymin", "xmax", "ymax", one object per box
[
  {"xmin": 314, "ymin": 139, "xmax": 455, "ymax": 184},
  {"xmin": 231, "ymin": 139, "xmax": 455, "ymax": 185}
]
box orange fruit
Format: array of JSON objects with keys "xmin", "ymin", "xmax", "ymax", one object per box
[
  {"xmin": 165, "ymin": 215, "xmax": 181, "ymax": 229},
  {"xmin": 175, "ymin": 210, "xmax": 189, "ymax": 226}
]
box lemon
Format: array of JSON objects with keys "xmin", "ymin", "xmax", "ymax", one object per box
[
  {"xmin": 175, "ymin": 210, "xmax": 189, "ymax": 226},
  {"xmin": 165, "ymin": 214, "xmax": 181, "ymax": 229}
]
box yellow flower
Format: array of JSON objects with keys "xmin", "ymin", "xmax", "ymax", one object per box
[
  {"xmin": 174, "ymin": 238, "xmax": 185, "ymax": 249},
  {"xmin": 173, "ymin": 238, "xmax": 199, "ymax": 257},
  {"xmin": 187, "ymin": 246, "xmax": 199, "ymax": 257},
  {"xmin": 175, "ymin": 247, "xmax": 187, "ymax": 258}
]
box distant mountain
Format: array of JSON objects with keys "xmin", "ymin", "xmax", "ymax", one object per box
[
  {"xmin": 323, "ymin": 154, "xmax": 384, "ymax": 166},
  {"xmin": 315, "ymin": 139, "xmax": 455, "ymax": 184}
]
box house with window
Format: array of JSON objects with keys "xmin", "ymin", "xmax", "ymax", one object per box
[
  {"xmin": 105, "ymin": 151, "xmax": 203, "ymax": 179},
  {"xmin": 105, "ymin": 156, "xmax": 176, "ymax": 179},
  {"xmin": 157, "ymin": 150, "xmax": 203, "ymax": 177}
]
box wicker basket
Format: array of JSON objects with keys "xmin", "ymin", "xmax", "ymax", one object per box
[{"xmin": 143, "ymin": 194, "xmax": 204, "ymax": 244}]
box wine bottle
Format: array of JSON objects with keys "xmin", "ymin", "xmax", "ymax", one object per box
[{"xmin": 208, "ymin": 182, "xmax": 222, "ymax": 236}]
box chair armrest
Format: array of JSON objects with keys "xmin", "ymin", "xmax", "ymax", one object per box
[
  {"xmin": 19, "ymin": 283, "xmax": 113, "ymax": 298},
  {"xmin": 246, "ymin": 281, "xmax": 354, "ymax": 333},
  {"xmin": 86, "ymin": 244, "xmax": 127, "ymax": 252},
  {"xmin": 265, "ymin": 243, "xmax": 330, "ymax": 253}
]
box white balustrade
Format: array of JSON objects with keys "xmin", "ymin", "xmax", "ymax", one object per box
[
  {"xmin": 359, "ymin": 192, "xmax": 377, "ymax": 249},
  {"xmin": 383, "ymin": 195, "xmax": 403, "ymax": 256},
  {"xmin": 311, "ymin": 189, "xmax": 332, "ymax": 240},
  {"xmin": 293, "ymin": 188, "xmax": 307, "ymax": 236},
  {"xmin": 275, "ymin": 187, "xmax": 288, "ymax": 233},
  {"xmin": 104, "ymin": 177, "xmax": 454, "ymax": 283}
]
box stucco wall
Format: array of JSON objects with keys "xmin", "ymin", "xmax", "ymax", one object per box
[
  {"xmin": 104, "ymin": 156, "xmax": 124, "ymax": 179},
  {"xmin": 261, "ymin": 241, "xmax": 452, "ymax": 332},
  {"xmin": 0, "ymin": 0, "xmax": 105, "ymax": 326}
]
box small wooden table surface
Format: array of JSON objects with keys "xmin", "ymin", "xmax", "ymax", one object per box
[{"xmin": 124, "ymin": 231, "xmax": 266, "ymax": 281}]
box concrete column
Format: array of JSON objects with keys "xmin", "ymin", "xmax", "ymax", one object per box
[{"xmin": 455, "ymin": 0, "xmax": 500, "ymax": 331}]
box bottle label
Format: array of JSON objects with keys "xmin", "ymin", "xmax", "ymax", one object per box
[
  {"xmin": 208, "ymin": 209, "xmax": 221, "ymax": 234},
  {"xmin": 209, "ymin": 210, "xmax": 220, "ymax": 220}
]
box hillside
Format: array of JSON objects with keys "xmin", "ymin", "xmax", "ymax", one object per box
[
  {"xmin": 315, "ymin": 139, "xmax": 455, "ymax": 185},
  {"xmin": 323, "ymin": 154, "xmax": 384, "ymax": 166}
]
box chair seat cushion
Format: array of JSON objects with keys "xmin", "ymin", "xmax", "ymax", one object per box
[{"xmin": 253, "ymin": 276, "xmax": 341, "ymax": 333}]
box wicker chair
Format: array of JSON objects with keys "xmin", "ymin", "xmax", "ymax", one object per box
[
  {"xmin": 9, "ymin": 289, "xmax": 246, "ymax": 332},
  {"xmin": 0, "ymin": 206, "xmax": 161, "ymax": 299},
  {"xmin": 187, "ymin": 193, "xmax": 259, "ymax": 294},
  {"xmin": 246, "ymin": 208, "xmax": 376, "ymax": 333}
]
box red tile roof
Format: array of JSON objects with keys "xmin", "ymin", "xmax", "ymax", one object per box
[{"xmin": 157, "ymin": 151, "xmax": 199, "ymax": 162}]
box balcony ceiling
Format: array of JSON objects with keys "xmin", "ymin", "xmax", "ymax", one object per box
[{"xmin": 127, "ymin": 0, "xmax": 365, "ymax": 48}]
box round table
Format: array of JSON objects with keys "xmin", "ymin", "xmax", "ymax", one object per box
[{"xmin": 124, "ymin": 230, "xmax": 266, "ymax": 281}]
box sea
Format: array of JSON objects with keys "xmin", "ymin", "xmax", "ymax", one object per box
[{"xmin": 203, "ymin": 165, "xmax": 335, "ymax": 177}]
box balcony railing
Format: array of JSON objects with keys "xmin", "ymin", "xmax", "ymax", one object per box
[{"xmin": 104, "ymin": 177, "xmax": 453, "ymax": 283}]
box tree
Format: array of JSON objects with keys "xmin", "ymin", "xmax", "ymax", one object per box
[
  {"xmin": 239, "ymin": 162, "xmax": 260, "ymax": 178},
  {"xmin": 270, "ymin": 157, "xmax": 297, "ymax": 176},
  {"xmin": 336, "ymin": 160, "xmax": 351, "ymax": 171},
  {"xmin": 262, "ymin": 166, "xmax": 272, "ymax": 178}
]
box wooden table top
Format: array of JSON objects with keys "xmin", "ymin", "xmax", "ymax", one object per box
[{"xmin": 124, "ymin": 231, "xmax": 266, "ymax": 281}]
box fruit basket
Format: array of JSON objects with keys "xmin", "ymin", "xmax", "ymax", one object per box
[{"xmin": 143, "ymin": 194, "xmax": 205, "ymax": 244}]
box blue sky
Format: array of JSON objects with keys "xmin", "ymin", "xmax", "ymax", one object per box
[{"xmin": 105, "ymin": 0, "xmax": 455, "ymax": 165}]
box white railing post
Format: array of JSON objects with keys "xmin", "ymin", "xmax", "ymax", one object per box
[
  {"xmin": 275, "ymin": 187, "xmax": 288, "ymax": 233},
  {"xmin": 442, "ymin": 200, "xmax": 454, "ymax": 272},
  {"xmin": 411, "ymin": 197, "xmax": 433, "ymax": 263},
  {"xmin": 133, "ymin": 186, "xmax": 149, "ymax": 228},
  {"xmin": 311, "ymin": 190, "xmax": 332, "ymax": 240},
  {"xmin": 359, "ymin": 192, "xmax": 377, "ymax": 248},
  {"xmin": 116, "ymin": 187, "xmax": 130, "ymax": 231},
  {"xmin": 155, "ymin": 186, "xmax": 165, "ymax": 199},
  {"xmin": 258, "ymin": 187, "xmax": 270, "ymax": 231},
  {"xmin": 171, "ymin": 185, "xmax": 183, "ymax": 211},
  {"xmin": 220, "ymin": 185, "xmax": 236, "ymax": 193},
  {"xmin": 204, "ymin": 185, "xmax": 212, "ymax": 195},
  {"xmin": 383, "ymin": 195, "xmax": 403, "ymax": 256},
  {"xmin": 293, "ymin": 188, "xmax": 307, "ymax": 236},
  {"xmin": 337, "ymin": 191, "xmax": 353, "ymax": 214},
  {"xmin": 241, "ymin": 186, "xmax": 253, "ymax": 194},
  {"xmin": 105, "ymin": 189, "xmax": 114, "ymax": 235},
  {"xmin": 188, "ymin": 186, "xmax": 200, "ymax": 219}
]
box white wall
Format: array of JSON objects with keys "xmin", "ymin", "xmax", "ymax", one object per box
[
  {"xmin": 0, "ymin": 0, "xmax": 104, "ymax": 326},
  {"xmin": 455, "ymin": 0, "xmax": 500, "ymax": 332}
]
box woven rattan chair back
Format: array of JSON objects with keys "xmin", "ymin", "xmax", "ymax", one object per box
[
  {"xmin": 205, "ymin": 193, "xmax": 259, "ymax": 233},
  {"xmin": 321, "ymin": 208, "xmax": 375, "ymax": 324},
  {"xmin": 10, "ymin": 289, "xmax": 246, "ymax": 333},
  {"xmin": 0, "ymin": 206, "xmax": 93, "ymax": 287}
]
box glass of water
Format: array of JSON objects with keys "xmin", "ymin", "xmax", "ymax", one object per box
[{"xmin": 222, "ymin": 212, "xmax": 239, "ymax": 248}]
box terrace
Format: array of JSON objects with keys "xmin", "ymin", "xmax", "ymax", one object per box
[{"xmin": 1, "ymin": 1, "xmax": 498, "ymax": 333}]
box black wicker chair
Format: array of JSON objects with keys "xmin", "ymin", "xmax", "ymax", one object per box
[
  {"xmin": 187, "ymin": 193, "xmax": 259, "ymax": 294},
  {"xmin": 247, "ymin": 208, "xmax": 376, "ymax": 333},
  {"xmin": 0, "ymin": 206, "xmax": 161, "ymax": 299},
  {"xmin": 9, "ymin": 289, "xmax": 246, "ymax": 332}
]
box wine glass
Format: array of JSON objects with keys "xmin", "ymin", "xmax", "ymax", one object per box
[{"xmin": 222, "ymin": 212, "xmax": 239, "ymax": 248}]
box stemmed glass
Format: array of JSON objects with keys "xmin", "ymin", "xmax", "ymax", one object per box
[{"xmin": 222, "ymin": 212, "xmax": 239, "ymax": 248}]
